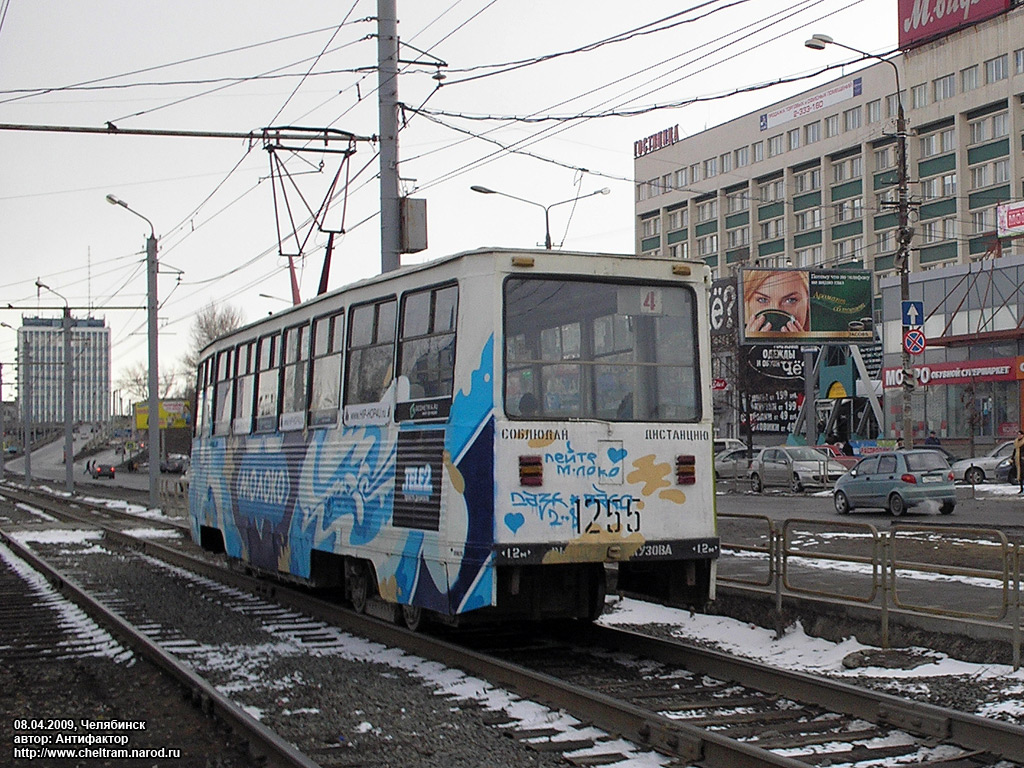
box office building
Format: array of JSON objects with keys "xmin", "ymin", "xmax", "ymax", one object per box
[
  {"xmin": 18, "ymin": 316, "xmax": 111, "ymax": 424},
  {"xmin": 634, "ymin": 2, "xmax": 1024, "ymax": 445}
]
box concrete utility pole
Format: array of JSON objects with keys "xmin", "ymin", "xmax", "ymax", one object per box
[
  {"xmin": 377, "ymin": 0, "xmax": 401, "ymax": 273},
  {"xmin": 806, "ymin": 34, "xmax": 914, "ymax": 446},
  {"xmin": 22, "ymin": 340, "xmax": 31, "ymax": 484}
]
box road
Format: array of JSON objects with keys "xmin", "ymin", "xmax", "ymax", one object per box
[
  {"xmin": 715, "ymin": 480, "xmax": 1024, "ymax": 531},
  {"xmin": 3, "ymin": 436, "xmax": 152, "ymax": 497}
]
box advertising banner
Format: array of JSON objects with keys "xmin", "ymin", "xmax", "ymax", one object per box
[
  {"xmin": 899, "ymin": 0, "xmax": 1009, "ymax": 49},
  {"xmin": 760, "ymin": 79, "xmax": 860, "ymax": 131},
  {"xmin": 881, "ymin": 356, "xmax": 1024, "ymax": 388},
  {"xmin": 134, "ymin": 399, "xmax": 193, "ymax": 430},
  {"xmin": 997, "ymin": 201, "xmax": 1024, "ymax": 238},
  {"xmin": 740, "ymin": 268, "xmax": 874, "ymax": 344},
  {"xmin": 743, "ymin": 346, "xmax": 804, "ymax": 435}
]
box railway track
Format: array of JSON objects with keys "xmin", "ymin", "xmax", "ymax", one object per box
[{"xmin": 4, "ymin": 482, "xmax": 1024, "ymax": 767}]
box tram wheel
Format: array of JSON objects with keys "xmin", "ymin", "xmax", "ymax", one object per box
[
  {"xmin": 349, "ymin": 563, "xmax": 370, "ymax": 614},
  {"xmin": 401, "ymin": 604, "xmax": 424, "ymax": 631}
]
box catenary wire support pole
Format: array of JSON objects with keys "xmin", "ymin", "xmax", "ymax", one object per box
[
  {"xmin": 378, "ymin": 0, "xmax": 401, "ymax": 273},
  {"xmin": 106, "ymin": 194, "xmax": 160, "ymax": 509},
  {"xmin": 35, "ymin": 280, "xmax": 74, "ymax": 494},
  {"xmin": 805, "ymin": 34, "xmax": 915, "ymax": 446}
]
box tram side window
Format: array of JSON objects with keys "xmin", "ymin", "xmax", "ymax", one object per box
[
  {"xmin": 254, "ymin": 334, "xmax": 280, "ymax": 433},
  {"xmin": 398, "ymin": 284, "xmax": 457, "ymax": 399},
  {"xmin": 213, "ymin": 349, "xmax": 233, "ymax": 436},
  {"xmin": 309, "ymin": 312, "xmax": 344, "ymax": 426},
  {"xmin": 346, "ymin": 298, "xmax": 397, "ymax": 405},
  {"xmin": 280, "ymin": 323, "xmax": 309, "ymax": 431},
  {"xmin": 196, "ymin": 357, "xmax": 213, "ymax": 437},
  {"xmin": 233, "ymin": 341, "xmax": 255, "ymax": 434}
]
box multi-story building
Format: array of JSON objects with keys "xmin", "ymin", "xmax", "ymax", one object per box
[
  {"xmin": 17, "ymin": 316, "xmax": 111, "ymax": 425},
  {"xmin": 635, "ymin": 3, "xmax": 1024, "ymax": 447}
]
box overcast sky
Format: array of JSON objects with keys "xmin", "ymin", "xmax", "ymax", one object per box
[{"xmin": 0, "ymin": 0, "xmax": 897, "ymax": 400}]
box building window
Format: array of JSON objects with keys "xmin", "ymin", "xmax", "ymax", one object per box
[
  {"xmin": 794, "ymin": 168, "xmax": 821, "ymax": 193},
  {"xmin": 669, "ymin": 242, "xmax": 689, "ymax": 259},
  {"xmin": 961, "ymin": 64, "xmax": 979, "ymax": 92},
  {"xmin": 661, "ymin": 174, "xmax": 673, "ymax": 193},
  {"xmin": 876, "ymin": 230, "xmax": 894, "ymax": 254},
  {"xmin": 735, "ymin": 146, "xmax": 750, "ymax": 168},
  {"xmin": 874, "ymin": 146, "xmax": 894, "ymax": 170},
  {"xmin": 985, "ymin": 54, "xmax": 1008, "ymax": 83},
  {"xmin": 833, "ymin": 197, "xmax": 863, "ymax": 222},
  {"xmin": 941, "ymin": 172, "xmax": 957, "ymax": 197},
  {"xmin": 941, "ymin": 216, "xmax": 957, "ymax": 241},
  {"xmin": 825, "ymin": 114, "xmax": 839, "ymax": 138},
  {"xmin": 758, "ymin": 178, "xmax": 784, "ymax": 202},
  {"xmin": 1016, "ymin": 48, "xmax": 1024, "ymax": 74},
  {"xmin": 867, "ymin": 100, "xmax": 881, "ymax": 124},
  {"xmin": 675, "ymin": 167, "xmax": 689, "ymax": 188},
  {"xmin": 697, "ymin": 199, "xmax": 718, "ymax": 222},
  {"xmin": 886, "ymin": 93, "xmax": 903, "ymax": 119},
  {"xmin": 768, "ymin": 134, "xmax": 784, "ymax": 157},
  {"xmin": 720, "ymin": 152, "xmax": 733, "ymax": 174},
  {"xmin": 940, "ymin": 127, "xmax": 955, "ymax": 152},
  {"xmin": 969, "ymin": 118, "xmax": 990, "ymax": 145},
  {"xmin": 697, "ymin": 233, "xmax": 718, "ymax": 256},
  {"xmin": 911, "ymin": 83, "xmax": 928, "ymax": 109},
  {"xmin": 805, "ymin": 121, "xmax": 821, "ymax": 144},
  {"xmin": 972, "ymin": 209, "xmax": 993, "ymax": 234},
  {"xmin": 668, "ymin": 208, "xmax": 688, "ymax": 230},
  {"xmin": 752, "ymin": 141, "xmax": 764, "ymax": 163},
  {"xmin": 690, "ymin": 163, "xmax": 701, "ymax": 183},
  {"xmin": 831, "ymin": 156, "xmax": 861, "ymax": 184},
  {"xmin": 642, "ymin": 217, "xmax": 661, "ymax": 237},
  {"xmin": 833, "ymin": 237, "xmax": 863, "ymax": 263},
  {"xmin": 796, "ymin": 246, "xmax": 822, "ymax": 267},
  {"xmin": 843, "ymin": 106, "xmax": 862, "ymax": 131},
  {"xmin": 921, "ymin": 220, "xmax": 939, "ymax": 244},
  {"xmin": 759, "ymin": 218, "xmax": 784, "ymax": 240},
  {"xmin": 704, "ymin": 157, "xmax": 718, "ymax": 178},
  {"xmin": 787, "ymin": 128, "xmax": 801, "ymax": 151},
  {"xmin": 933, "ymin": 74, "xmax": 955, "ymax": 102},
  {"xmin": 727, "ymin": 192, "xmax": 749, "ymax": 213},
  {"xmin": 994, "ymin": 158, "xmax": 1010, "ymax": 184},
  {"xmin": 795, "ymin": 208, "xmax": 822, "ymax": 232},
  {"xmin": 993, "ymin": 112, "xmax": 1009, "ymax": 138},
  {"xmin": 919, "ymin": 133, "xmax": 938, "ymax": 158},
  {"xmin": 726, "ymin": 227, "xmax": 750, "ymax": 248}
]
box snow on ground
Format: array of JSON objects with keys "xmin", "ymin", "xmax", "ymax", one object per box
[{"xmin": 599, "ymin": 596, "xmax": 1024, "ymax": 718}]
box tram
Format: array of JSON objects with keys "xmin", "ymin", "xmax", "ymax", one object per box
[{"xmin": 189, "ymin": 248, "xmax": 719, "ymax": 627}]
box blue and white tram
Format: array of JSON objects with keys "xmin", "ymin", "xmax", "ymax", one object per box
[{"xmin": 189, "ymin": 248, "xmax": 718, "ymax": 626}]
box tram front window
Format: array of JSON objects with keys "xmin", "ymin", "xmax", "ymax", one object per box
[{"xmin": 504, "ymin": 277, "xmax": 700, "ymax": 422}]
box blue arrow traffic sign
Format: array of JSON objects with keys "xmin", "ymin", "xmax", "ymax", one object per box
[{"xmin": 902, "ymin": 300, "xmax": 923, "ymax": 328}]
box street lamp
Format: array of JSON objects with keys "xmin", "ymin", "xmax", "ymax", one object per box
[
  {"xmin": 107, "ymin": 193, "xmax": 161, "ymax": 508},
  {"xmin": 35, "ymin": 280, "xmax": 75, "ymax": 494},
  {"xmin": 470, "ymin": 185, "xmax": 610, "ymax": 249},
  {"xmin": 0, "ymin": 321, "xmax": 11, "ymax": 480},
  {"xmin": 805, "ymin": 34, "xmax": 914, "ymax": 447}
]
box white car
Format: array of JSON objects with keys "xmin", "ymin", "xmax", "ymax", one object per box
[
  {"xmin": 949, "ymin": 440, "xmax": 1015, "ymax": 484},
  {"xmin": 749, "ymin": 445, "xmax": 848, "ymax": 493}
]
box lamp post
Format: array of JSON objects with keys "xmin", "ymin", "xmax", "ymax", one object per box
[
  {"xmin": 805, "ymin": 34, "xmax": 914, "ymax": 447},
  {"xmin": 471, "ymin": 185, "xmax": 611, "ymax": 249},
  {"xmin": 106, "ymin": 193, "xmax": 160, "ymax": 507},
  {"xmin": 0, "ymin": 322, "xmax": 11, "ymax": 480},
  {"xmin": 35, "ymin": 281, "xmax": 75, "ymax": 494}
]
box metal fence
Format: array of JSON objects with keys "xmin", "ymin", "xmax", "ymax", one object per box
[{"xmin": 717, "ymin": 513, "xmax": 1023, "ymax": 670}]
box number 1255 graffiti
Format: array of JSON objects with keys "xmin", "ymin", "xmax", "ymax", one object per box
[{"xmin": 574, "ymin": 495, "xmax": 640, "ymax": 535}]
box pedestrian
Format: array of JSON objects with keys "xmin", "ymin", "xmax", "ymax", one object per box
[
  {"xmin": 1014, "ymin": 429, "xmax": 1024, "ymax": 494},
  {"xmin": 925, "ymin": 430, "xmax": 940, "ymax": 446},
  {"xmin": 896, "ymin": 437, "xmax": 905, "ymax": 450}
]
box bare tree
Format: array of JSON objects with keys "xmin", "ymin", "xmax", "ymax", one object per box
[
  {"xmin": 182, "ymin": 301, "xmax": 245, "ymax": 372},
  {"xmin": 116, "ymin": 360, "xmax": 181, "ymax": 401}
]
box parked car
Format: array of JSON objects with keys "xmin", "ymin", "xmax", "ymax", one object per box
[
  {"xmin": 949, "ymin": 440, "xmax": 1015, "ymax": 484},
  {"xmin": 161, "ymin": 453, "xmax": 190, "ymax": 474},
  {"xmin": 90, "ymin": 463, "xmax": 116, "ymax": 479},
  {"xmin": 813, "ymin": 443, "xmax": 858, "ymax": 470},
  {"xmin": 714, "ymin": 437, "xmax": 746, "ymax": 455},
  {"xmin": 995, "ymin": 454, "xmax": 1022, "ymax": 485},
  {"xmin": 915, "ymin": 444, "xmax": 960, "ymax": 464},
  {"xmin": 714, "ymin": 445, "xmax": 762, "ymax": 481},
  {"xmin": 749, "ymin": 445, "xmax": 848, "ymax": 493},
  {"xmin": 833, "ymin": 450, "xmax": 955, "ymax": 516}
]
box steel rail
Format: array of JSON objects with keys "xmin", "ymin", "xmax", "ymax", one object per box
[{"xmin": 0, "ymin": 529, "xmax": 322, "ymax": 768}]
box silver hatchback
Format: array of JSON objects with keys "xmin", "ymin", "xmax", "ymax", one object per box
[{"xmin": 833, "ymin": 450, "xmax": 955, "ymax": 516}]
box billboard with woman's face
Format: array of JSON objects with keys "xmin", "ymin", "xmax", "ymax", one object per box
[{"xmin": 740, "ymin": 268, "xmax": 874, "ymax": 344}]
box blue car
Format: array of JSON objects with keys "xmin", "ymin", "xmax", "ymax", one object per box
[{"xmin": 833, "ymin": 450, "xmax": 956, "ymax": 516}]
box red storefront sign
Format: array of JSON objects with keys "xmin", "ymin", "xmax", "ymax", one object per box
[
  {"xmin": 882, "ymin": 356, "xmax": 1024, "ymax": 388},
  {"xmin": 899, "ymin": 0, "xmax": 1009, "ymax": 49}
]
